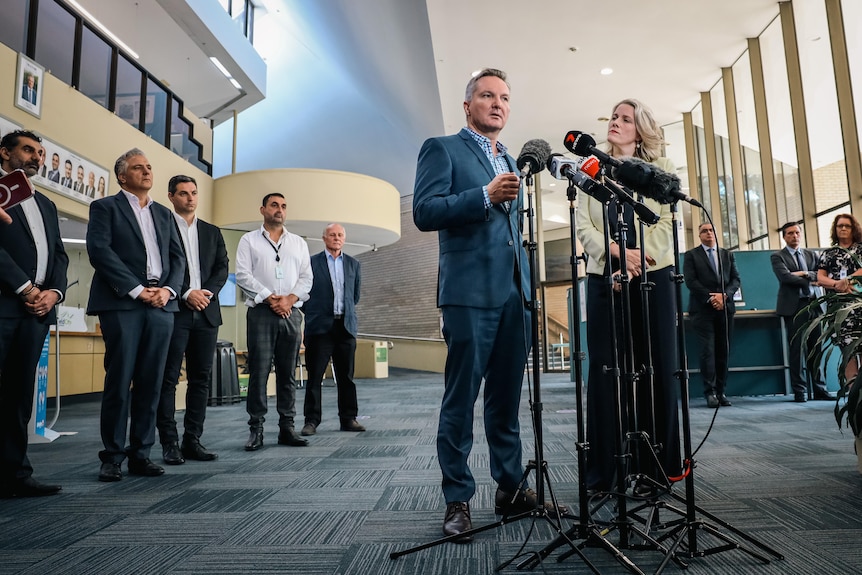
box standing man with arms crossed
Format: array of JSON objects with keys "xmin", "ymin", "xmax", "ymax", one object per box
[
  {"xmin": 87, "ymin": 148, "xmax": 184, "ymax": 482},
  {"xmin": 684, "ymin": 222, "xmax": 741, "ymax": 408},
  {"xmin": 157, "ymin": 175, "xmax": 228, "ymax": 465},
  {"xmin": 771, "ymin": 222, "xmax": 832, "ymax": 402},
  {"xmin": 236, "ymin": 193, "xmax": 313, "ymax": 451},
  {"xmin": 301, "ymin": 223, "xmax": 364, "ymax": 437},
  {"xmin": 414, "ymin": 68, "xmax": 563, "ymax": 542},
  {"xmin": 0, "ymin": 131, "xmax": 67, "ymax": 497}
]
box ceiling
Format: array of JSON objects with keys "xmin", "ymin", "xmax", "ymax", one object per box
[{"xmin": 58, "ymin": 0, "xmax": 787, "ymax": 242}]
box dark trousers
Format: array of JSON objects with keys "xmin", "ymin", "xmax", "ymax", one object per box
[
  {"xmin": 303, "ymin": 319, "xmax": 359, "ymax": 426},
  {"xmin": 157, "ymin": 309, "xmax": 219, "ymax": 444},
  {"xmin": 245, "ymin": 305, "xmax": 302, "ymax": 431},
  {"xmin": 690, "ymin": 308, "xmax": 734, "ymax": 396},
  {"xmin": 98, "ymin": 307, "xmax": 174, "ymax": 464},
  {"xmin": 584, "ymin": 270, "xmax": 682, "ymax": 491},
  {"xmin": 438, "ymin": 281, "xmax": 530, "ymax": 504},
  {"xmin": 783, "ymin": 299, "xmax": 827, "ymax": 397},
  {"xmin": 0, "ymin": 317, "xmax": 49, "ymax": 483}
]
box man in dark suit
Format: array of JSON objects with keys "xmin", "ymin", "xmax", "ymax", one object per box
[
  {"xmin": 771, "ymin": 222, "xmax": 832, "ymax": 402},
  {"xmin": 21, "ymin": 75, "xmax": 37, "ymax": 105},
  {"xmin": 46, "ymin": 153, "xmax": 61, "ymax": 183},
  {"xmin": 0, "ymin": 130, "xmax": 67, "ymax": 497},
  {"xmin": 86, "ymin": 148, "xmax": 184, "ymax": 482},
  {"xmin": 684, "ymin": 222, "xmax": 742, "ymax": 408},
  {"xmin": 301, "ymin": 223, "xmax": 364, "ymax": 437},
  {"xmin": 413, "ymin": 68, "xmax": 563, "ymax": 542},
  {"xmin": 60, "ymin": 160, "xmax": 73, "ymax": 188},
  {"xmin": 157, "ymin": 175, "xmax": 228, "ymax": 465}
]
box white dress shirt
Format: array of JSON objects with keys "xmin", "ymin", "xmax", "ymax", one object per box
[
  {"xmin": 235, "ymin": 225, "xmax": 313, "ymax": 308},
  {"xmin": 173, "ymin": 213, "xmax": 202, "ymax": 299},
  {"xmin": 121, "ymin": 189, "xmax": 163, "ymax": 300}
]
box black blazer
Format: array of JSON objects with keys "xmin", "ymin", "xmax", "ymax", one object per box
[
  {"xmin": 771, "ymin": 247, "xmax": 819, "ymax": 317},
  {"xmin": 683, "ymin": 245, "xmax": 741, "ymax": 315},
  {"xmin": 86, "ymin": 192, "xmax": 184, "ymax": 314},
  {"xmin": 303, "ymin": 250, "xmax": 361, "ymax": 337},
  {"xmin": 0, "ymin": 192, "xmax": 68, "ymax": 324},
  {"xmin": 176, "ymin": 218, "xmax": 228, "ymax": 327}
]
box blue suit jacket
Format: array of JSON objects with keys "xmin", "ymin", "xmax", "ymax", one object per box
[
  {"xmin": 413, "ymin": 129, "xmax": 529, "ymax": 308},
  {"xmin": 303, "ymin": 250, "xmax": 361, "ymax": 337},
  {"xmin": 0, "ymin": 192, "xmax": 68, "ymax": 324},
  {"xmin": 86, "ymin": 192, "xmax": 184, "ymax": 314}
]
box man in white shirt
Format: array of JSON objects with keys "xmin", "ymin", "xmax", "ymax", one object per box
[
  {"xmin": 0, "ymin": 130, "xmax": 67, "ymax": 497},
  {"xmin": 235, "ymin": 193, "xmax": 313, "ymax": 450},
  {"xmin": 157, "ymin": 175, "xmax": 228, "ymax": 465}
]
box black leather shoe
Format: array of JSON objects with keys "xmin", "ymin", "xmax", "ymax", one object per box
[
  {"xmin": 794, "ymin": 393, "xmax": 807, "ymax": 403},
  {"xmin": 128, "ymin": 458, "xmax": 165, "ymax": 477},
  {"xmin": 162, "ymin": 442, "xmax": 185, "ymax": 465},
  {"xmin": 245, "ymin": 429, "xmax": 263, "ymax": 451},
  {"xmin": 98, "ymin": 462, "xmax": 122, "ymax": 482},
  {"xmin": 814, "ymin": 391, "xmax": 836, "ymax": 401},
  {"xmin": 494, "ymin": 487, "xmax": 569, "ymax": 517},
  {"xmin": 442, "ymin": 501, "xmax": 473, "ymax": 542},
  {"xmin": 181, "ymin": 439, "xmax": 218, "ymax": 461},
  {"xmin": 300, "ymin": 422, "xmax": 317, "ymax": 436},
  {"xmin": 277, "ymin": 429, "xmax": 309, "ymax": 446},
  {"xmin": 0, "ymin": 477, "xmax": 62, "ymax": 498},
  {"xmin": 705, "ymin": 394, "xmax": 719, "ymax": 408},
  {"xmin": 718, "ymin": 394, "xmax": 732, "ymax": 407},
  {"xmin": 339, "ymin": 418, "xmax": 365, "ymax": 432}
]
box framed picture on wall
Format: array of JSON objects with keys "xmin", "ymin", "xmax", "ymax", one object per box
[{"xmin": 14, "ymin": 53, "xmax": 44, "ymax": 119}]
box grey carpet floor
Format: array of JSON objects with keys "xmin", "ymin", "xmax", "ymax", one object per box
[{"xmin": 1, "ymin": 368, "xmax": 860, "ymax": 574}]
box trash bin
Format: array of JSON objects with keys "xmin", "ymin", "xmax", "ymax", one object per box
[
  {"xmin": 354, "ymin": 340, "xmax": 389, "ymax": 378},
  {"xmin": 209, "ymin": 340, "xmax": 241, "ymax": 405}
]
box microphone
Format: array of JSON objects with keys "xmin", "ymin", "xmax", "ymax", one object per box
[
  {"xmin": 546, "ymin": 154, "xmax": 599, "ymax": 181},
  {"xmin": 564, "ymin": 131, "xmax": 621, "ymax": 168},
  {"xmin": 544, "ymin": 154, "xmax": 615, "ymax": 205},
  {"xmin": 613, "ymin": 157, "xmax": 702, "ymax": 207},
  {"xmin": 516, "ymin": 139, "xmax": 552, "ymax": 178}
]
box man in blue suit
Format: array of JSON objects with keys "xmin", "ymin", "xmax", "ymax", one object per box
[
  {"xmin": 87, "ymin": 148, "xmax": 185, "ymax": 482},
  {"xmin": 301, "ymin": 223, "xmax": 364, "ymax": 436},
  {"xmin": 0, "ymin": 130, "xmax": 67, "ymax": 497},
  {"xmin": 414, "ymin": 68, "xmax": 556, "ymax": 542}
]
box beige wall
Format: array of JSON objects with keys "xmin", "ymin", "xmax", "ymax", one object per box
[{"xmin": 0, "ymin": 44, "xmax": 214, "ymax": 223}]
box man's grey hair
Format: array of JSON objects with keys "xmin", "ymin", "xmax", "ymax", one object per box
[
  {"xmin": 114, "ymin": 148, "xmax": 146, "ymax": 179},
  {"xmin": 464, "ymin": 68, "xmax": 508, "ymax": 101}
]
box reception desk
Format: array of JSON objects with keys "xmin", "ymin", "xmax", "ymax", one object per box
[{"xmin": 47, "ymin": 331, "xmax": 105, "ymax": 397}]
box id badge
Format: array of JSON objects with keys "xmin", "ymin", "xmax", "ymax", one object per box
[{"xmin": 275, "ymin": 265, "xmax": 284, "ymax": 279}]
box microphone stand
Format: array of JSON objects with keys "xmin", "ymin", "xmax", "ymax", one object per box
[
  {"xmin": 649, "ymin": 201, "xmax": 783, "ymax": 573},
  {"xmin": 390, "ymin": 172, "xmax": 598, "ymax": 573}
]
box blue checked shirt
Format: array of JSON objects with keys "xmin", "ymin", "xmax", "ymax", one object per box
[{"xmin": 466, "ymin": 128, "xmax": 511, "ymax": 210}]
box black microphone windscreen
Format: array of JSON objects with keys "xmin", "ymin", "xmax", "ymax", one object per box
[
  {"xmin": 649, "ymin": 167, "xmax": 682, "ymax": 204},
  {"xmin": 517, "ymin": 139, "xmax": 552, "ymax": 174},
  {"xmin": 613, "ymin": 158, "xmax": 654, "ymax": 190},
  {"xmin": 572, "ymin": 133, "xmax": 597, "ymax": 157}
]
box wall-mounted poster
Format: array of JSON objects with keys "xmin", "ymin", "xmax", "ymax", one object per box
[
  {"xmin": 0, "ymin": 115, "xmax": 110, "ymax": 204},
  {"xmin": 15, "ymin": 53, "xmax": 44, "ymax": 119}
]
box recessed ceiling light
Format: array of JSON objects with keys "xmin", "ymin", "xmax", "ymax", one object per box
[{"xmin": 600, "ymin": 68, "xmax": 613, "ymax": 76}]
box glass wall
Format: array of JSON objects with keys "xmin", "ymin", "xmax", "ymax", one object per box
[
  {"xmin": 759, "ymin": 16, "xmax": 802, "ymax": 228},
  {"xmin": 79, "ymin": 26, "xmax": 111, "ymax": 108},
  {"xmin": 34, "ymin": 0, "xmax": 75, "ymax": 85},
  {"xmin": 0, "ymin": 1, "xmax": 28, "ymax": 53},
  {"xmin": 794, "ymin": 0, "xmax": 848, "ymax": 215}
]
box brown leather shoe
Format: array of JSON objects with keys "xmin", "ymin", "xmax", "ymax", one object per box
[
  {"xmin": 339, "ymin": 418, "xmax": 365, "ymax": 432},
  {"xmin": 442, "ymin": 501, "xmax": 473, "ymax": 542},
  {"xmin": 300, "ymin": 422, "xmax": 317, "ymax": 436},
  {"xmin": 494, "ymin": 487, "xmax": 569, "ymax": 517},
  {"xmin": 277, "ymin": 429, "xmax": 309, "ymax": 446}
]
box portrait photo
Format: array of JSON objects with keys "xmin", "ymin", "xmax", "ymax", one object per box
[{"xmin": 14, "ymin": 53, "xmax": 44, "ymax": 119}]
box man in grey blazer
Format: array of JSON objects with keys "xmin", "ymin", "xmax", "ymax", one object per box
[
  {"xmin": 301, "ymin": 223, "xmax": 364, "ymax": 436},
  {"xmin": 87, "ymin": 148, "xmax": 185, "ymax": 482},
  {"xmin": 0, "ymin": 130, "xmax": 67, "ymax": 497},
  {"xmin": 771, "ymin": 222, "xmax": 831, "ymax": 402}
]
